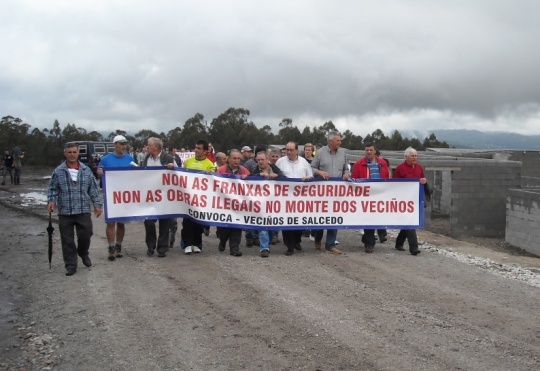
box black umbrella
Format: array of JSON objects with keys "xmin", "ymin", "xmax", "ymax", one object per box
[{"xmin": 46, "ymin": 212, "xmax": 54, "ymax": 269}]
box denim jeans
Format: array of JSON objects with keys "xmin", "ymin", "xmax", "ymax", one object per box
[
  {"xmin": 259, "ymin": 230, "xmax": 270, "ymax": 251},
  {"xmin": 314, "ymin": 229, "xmax": 337, "ymax": 249}
]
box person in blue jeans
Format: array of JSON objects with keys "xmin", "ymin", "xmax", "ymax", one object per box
[{"xmin": 250, "ymin": 151, "xmax": 285, "ymax": 258}]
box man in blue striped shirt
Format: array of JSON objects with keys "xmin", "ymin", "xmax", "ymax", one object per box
[{"xmin": 48, "ymin": 143, "xmax": 102, "ymax": 276}]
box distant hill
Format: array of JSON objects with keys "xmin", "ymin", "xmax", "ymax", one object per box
[{"xmin": 407, "ymin": 129, "xmax": 540, "ymax": 150}]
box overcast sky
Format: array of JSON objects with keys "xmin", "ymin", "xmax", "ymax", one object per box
[{"xmin": 2, "ymin": 0, "xmax": 540, "ymax": 137}]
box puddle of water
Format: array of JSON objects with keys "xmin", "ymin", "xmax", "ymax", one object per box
[{"xmin": 20, "ymin": 192, "xmax": 48, "ymax": 206}]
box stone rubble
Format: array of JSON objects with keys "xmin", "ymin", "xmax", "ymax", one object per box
[{"xmin": 422, "ymin": 244, "xmax": 540, "ymax": 288}]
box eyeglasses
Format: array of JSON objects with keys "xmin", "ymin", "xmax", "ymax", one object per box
[{"xmin": 286, "ymin": 148, "xmax": 295, "ymax": 151}]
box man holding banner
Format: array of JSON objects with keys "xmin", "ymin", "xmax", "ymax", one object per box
[
  {"xmin": 97, "ymin": 135, "xmax": 135, "ymax": 261},
  {"xmin": 351, "ymin": 142, "xmax": 390, "ymax": 253},
  {"xmin": 310, "ymin": 131, "xmax": 350, "ymax": 255},
  {"xmin": 250, "ymin": 150, "xmax": 285, "ymax": 258},
  {"xmin": 181, "ymin": 140, "xmax": 215, "ymax": 255},
  {"xmin": 276, "ymin": 141, "xmax": 313, "ymax": 256},
  {"xmin": 142, "ymin": 137, "xmax": 177, "ymax": 258},
  {"xmin": 215, "ymin": 149, "xmax": 250, "ymax": 257},
  {"xmin": 392, "ymin": 147, "xmax": 427, "ymax": 256}
]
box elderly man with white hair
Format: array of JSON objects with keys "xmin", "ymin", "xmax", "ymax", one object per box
[
  {"xmin": 142, "ymin": 137, "xmax": 177, "ymax": 258},
  {"xmin": 310, "ymin": 131, "xmax": 350, "ymax": 255},
  {"xmin": 392, "ymin": 147, "xmax": 427, "ymax": 256}
]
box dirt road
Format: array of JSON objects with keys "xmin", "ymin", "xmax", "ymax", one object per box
[{"xmin": 1, "ymin": 168, "xmax": 539, "ymax": 370}]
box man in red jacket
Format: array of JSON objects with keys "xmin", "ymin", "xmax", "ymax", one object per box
[
  {"xmin": 352, "ymin": 143, "xmax": 390, "ymax": 253},
  {"xmin": 392, "ymin": 147, "xmax": 427, "ymax": 256}
]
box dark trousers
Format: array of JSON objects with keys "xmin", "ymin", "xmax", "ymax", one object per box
[
  {"xmin": 363, "ymin": 229, "xmax": 388, "ymax": 247},
  {"xmin": 145, "ymin": 218, "xmax": 171, "ymax": 254},
  {"xmin": 282, "ymin": 230, "xmax": 302, "ymax": 251},
  {"xmin": 395, "ymin": 229, "xmax": 419, "ymax": 251},
  {"xmin": 169, "ymin": 218, "xmax": 178, "ymax": 247},
  {"xmin": 363, "ymin": 229, "xmax": 377, "ymax": 247},
  {"xmin": 1, "ymin": 167, "xmax": 13, "ymax": 184},
  {"xmin": 58, "ymin": 213, "xmax": 93, "ymax": 269},
  {"xmin": 217, "ymin": 227, "xmax": 242, "ymax": 252},
  {"xmin": 14, "ymin": 167, "xmax": 21, "ymax": 184},
  {"xmin": 245, "ymin": 229, "xmax": 259, "ymax": 241},
  {"xmin": 181, "ymin": 218, "xmax": 203, "ymax": 249}
]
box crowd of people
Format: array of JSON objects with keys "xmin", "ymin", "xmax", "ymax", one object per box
[
  {"xmin": 2, "ymin": 146, "xmax": 25, "ymax": 185},
  {"xmin": 46, "ymin": 132, "xmax": 427, "ymax": 276}
]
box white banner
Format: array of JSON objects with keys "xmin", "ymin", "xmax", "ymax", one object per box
[
  {"xmin": 102, "ymin": 167, "xmax": 424, "ymax": 230},
  {"xmin": 177, "ymin": 152, "xmax": 195, "ymax": 161}
]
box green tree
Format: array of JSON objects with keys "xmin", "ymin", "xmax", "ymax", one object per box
[
  {"xmin": 166, "ymin": 126, "xmax": 183, "ymax": 149},
  {"xmin": 341, "ymin": 129, "xmax": 363, "ymax": 150},
  {"xmin": 133, "ymin": 129, "xmax": 162, "ymax": 149},
  {"xmin": 423, "ymin": 133, "xmax": 450, "ymax": 149},
  {"xmin": 0, "ymin": 116, "xmax": 31, "ymax": 157},
  {"xmin": 208, "ymin": 108, "xmax": 261, "ymax": 152},
  {"xmin": 277, "ymin": 118, "xmax": 302, "ymax": 144},
  {"xmin": 181, "ymin": 113, "xmax": 209, "ymax": 150}
]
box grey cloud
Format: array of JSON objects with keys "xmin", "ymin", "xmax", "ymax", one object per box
[{"xmin": 1, "ymin": 0, "xmax": 540, "ymax": 135}]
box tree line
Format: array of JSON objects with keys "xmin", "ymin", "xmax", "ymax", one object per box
[{"xmin": 1, "ymin": 108, "xmax": 449, "ymax": 166}]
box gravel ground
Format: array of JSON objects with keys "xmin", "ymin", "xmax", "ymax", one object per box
[{"xmin": 1, "ymin": 167, "xmax": 539, "ymax": 370}]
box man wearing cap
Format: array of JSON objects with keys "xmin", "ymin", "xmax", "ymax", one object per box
[
  {"xmin": 240, "ymin": 146, "xmax": 253, "ymax": 166},
  {"xmin": 97, "ymin": 135, "xmax": 136, "ymax": 261}
]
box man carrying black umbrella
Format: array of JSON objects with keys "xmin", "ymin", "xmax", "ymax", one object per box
[{"xmin": 47, "ymin": 143, "xmax": 102, "ymax": 276}]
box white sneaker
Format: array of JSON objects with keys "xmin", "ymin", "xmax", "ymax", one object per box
[
  {"xmin": 309, "ymin": 235, "xmax": 315, "ymax": 242},
  {"xmin": 335, "ymin": 240, "xmax": 340, "ymax": 245},
  {"xmin": 184, "ymin": 246, "xmax": 192, "ymax": 254},
  {"xmin": 192, "ymin": 246, "xmax": 201, "ymax": 253}
]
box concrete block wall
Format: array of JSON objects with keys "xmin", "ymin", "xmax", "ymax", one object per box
[
  {"xmin": 508, "ymin": 151, "xmax": 540, "ymax": 178},
  {"xmin": 432, "ymin": 170, "xmax": 451, "ymax": 214},
  {"xmin": 349, "ymin": 150, "xmax": 524, "ymax": 239},
  {"xmin": 506, "ymin": 189, "xmax": 540, "ymax": 256},
  {"xmin": 449, "ymin": 161, "xmax": 521, "ymax": 237},
  {"xmin": 521, "ymin": 176, "xmax": 540, "ymax": 188}
]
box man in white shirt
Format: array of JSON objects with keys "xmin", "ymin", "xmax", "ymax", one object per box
[{"xmin": 275, "ymin": 141, "xmax": 313, "ymax": 255}]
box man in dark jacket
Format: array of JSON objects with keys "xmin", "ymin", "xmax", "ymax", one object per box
[
  {"xmin": 249, "ymin": 150, "xmax": 284, "ymax": 258},
  {"xmin": 2, "ymin": 150, "xmax": 14, "ymax": 185},
  {"xmin": 142, "ymin": 137, "xmax": 177, "ymax": 258}
]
